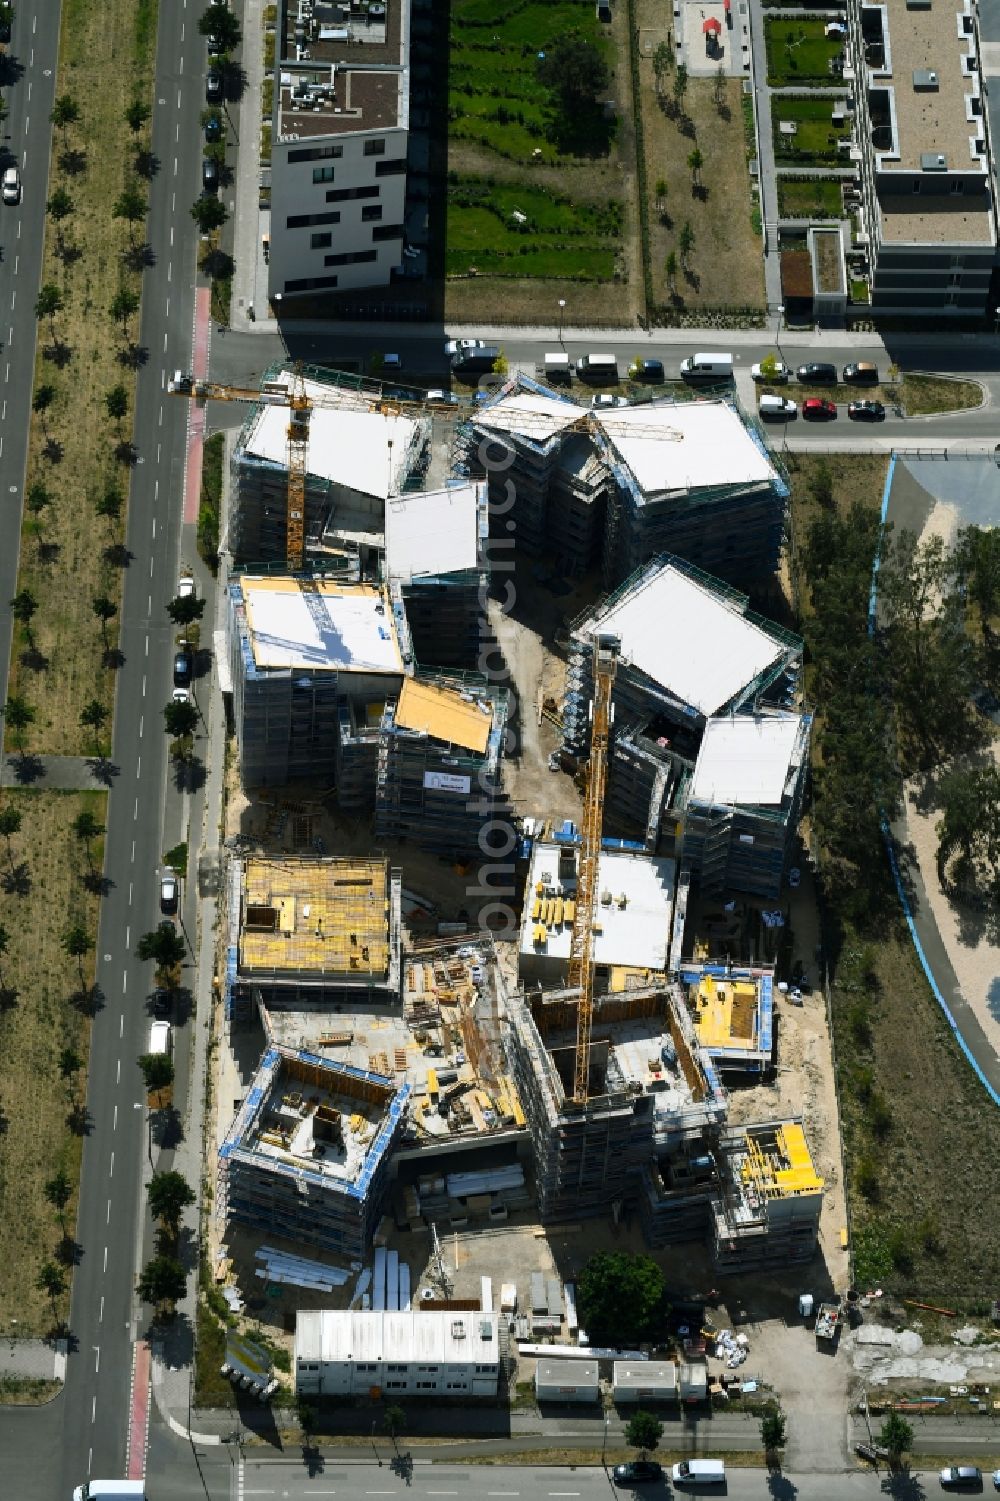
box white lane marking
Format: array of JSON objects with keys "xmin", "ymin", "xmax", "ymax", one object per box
[
  {"xmin": 163, "ymin": 331, "xmax": 168, "ymax": 352},
  {"xmin": 106, "ymin": 1200, "xmax": 111, "ymax": 1225},
  {"xmin": 167, "ymin": 263, "xmax": 172, "ymax": 284},
  {"xmin": 103, "ymin": 1246, "xmax": 107, "ymax": 1272},
  {"xmin": 99, "ymin": 1296, "xmax": 104, "ymax": 1322},
  {"xmin": 139, "ymin": 716, "xmax": 143, "ymax": 738},
  {"xmin": 142, "ymin": 673, "xmax": 147, "ymax": 694},
  {"xmin": 109, "ymin": 1152, "xmax": 114, "ymax": 1178},
  {"xmin": 116, "ymin": 1058, "xmax": 121, "ymax": 1083},
  {"xmin": 134, "ymin": 797, "xmax": 139, "ymax": 819},
  {"xmin": 13, "ymin": 254, "xmax": 17, "ymax": 274},
  {"xmin": 119, "ymin": 1015, "xmax": 124, "ymax": 1040},
  {"xmin": 173, "ymin": 157, "xmax": 178, "ymax": 176},
  {"xmin": 113, "ymin": 1104, "xmax": 117, "ymax": 1130},
  {"xmin": 136, "ymin": 756, "xmax": 141, "ymax": 779},
  {"xmin": 129, "ymin": 882, "xmax": 133, "ymax": 903},
  {"xmin": 91, "ymin": 1397, "xmax": 96, "ymax": 1423},
  {"xmin": 149, "ymin": 556, "xmax": 154, "ymax": 577},
  {"xmin": 125, "ymin": 926, "xmax": 130, "ymax": 949},
  {"xmin": 122, "ymin": 969, "xmax": 127, "ymax": 992},
  {"xmin": 131, "ymin": 840, "xmax": 136, "ymax": 861},
  {"xmin": 94, "ymin": 1347, "xmax": 100, "ymax": 1373}
]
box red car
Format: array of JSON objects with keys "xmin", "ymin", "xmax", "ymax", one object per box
[{"xmin": 802, "ymin": 397, "xmax": 837, "ymax": 421}]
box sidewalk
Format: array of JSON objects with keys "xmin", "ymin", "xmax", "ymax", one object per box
[
  {"xmin": 230, "ymin": 0, "xmax": 268, "ymax": 333},
  {"xmin": 0, "ymin": 753, "xmax": 119, "ymax": 790},
  {"xmin": 0, "ymin": 1337, "xmax": 67, "ymax": 1384}
]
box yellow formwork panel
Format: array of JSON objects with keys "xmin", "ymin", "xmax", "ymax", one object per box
[
  {"xmin": 395, "ymin": 677, "xmax": 491, "ymax": 755},
  {"xmin": 241, "ymin": 855, "xmax": 390, "ymax": 976}
]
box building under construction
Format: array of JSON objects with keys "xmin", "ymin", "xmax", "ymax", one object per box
[
  {"xmin": 463, "ymin": 378, "xmax": 787, "ymax": 586},
  {"xmin": 229, "ymin": 365, "xmax": 430, "ymax": 565},
  {"xmin": 385, "ymin": 482, "xmax": 489, "ymax": 669},
  {"xmin": 562, "ymin": 556, "xmax": 807, "ymax": 894},
  {"xmin": 226, "ymin": 854, "xmax": 403, "ymax": 1018},
  {"xmin": 217, "ymin": 1045, "xmax": 409, "ymax": 1259},
  {"xmin": 374, "ymin": 673, "xmax": 510, "ymax": 858},
  {"xmin": 678, "ymin": 963, "xmax": 775, "ymax": 1075},
  {"xmin": 227, "ymin": 574, "xmax": 412, "ymax": 789}
]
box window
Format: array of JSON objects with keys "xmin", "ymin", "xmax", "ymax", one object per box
[
  {"xmin": 283, "ymin": 274, "xmax": 339, "ymax": 291},
  {"xmin": 372, "ymin": 223, "xmax": 403, "ymax": 242},
  {"xmin": 950, "ymin": 178, "xmax": 964, "ymax": 194},
  {"xmin": 387, "ymin": 1364, "xmax": 407, "ymax": 1373},
  {"xmin": 375, "ymin": 158, "xmax": 406, "ymax": 177},
  {"xmin": 911, "ymin": 179, "xmax": 921, "ymax": 193},
  {"xmin": 289, "ymin": 144, "xmax": 343, "ymax": 163},
  {"xmin": 475, "ymin": 1364, "xmax": 495, "ymax": 1373},
  {"xmin": 362, "ymin": 204, "xmax": 383, "ymax": 222},
  {"xmin": 313, "ymin": 165, "xmax": 336, "ymax": 183},
  {"xmin": 324, "ymin": 249, "xmax": 378, "ymax": 266},
  {"xmin": 326, "ymin": 185, "xmax": 380, "ymax": 202},
  {"xmin": 287, "ymin": 210, "xmax": 342, "ymax": 228},
  {"xmin": 364, "ymin": 138, "xmax": 386, "ymax": 156},
  {"xmin": 387, "ymin": 1380, "xmax": 406, "ymax": 1389},
  {"xmin": 310, "ymin": 231, "xmax": 333, "ymax": 249},
  {"xmin": 417, "ymin": 1381, "xmax": 435, "ymax": 1389}
]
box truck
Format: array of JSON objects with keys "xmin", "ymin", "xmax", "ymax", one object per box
[
  {"xmin": 73, "ymin": 1484, "xmax": 147, "ymax": 1501},
  {"xmin": 815, "ymin": 1299, "xmax": 841, "ymax": 1343}
]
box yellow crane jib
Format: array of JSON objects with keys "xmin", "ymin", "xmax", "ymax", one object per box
[{"xmin": 568, "ymin": 631, "xmax": 619, "ymax": 1104}]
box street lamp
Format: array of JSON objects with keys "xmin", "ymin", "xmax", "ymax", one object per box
[
  {"xmin": 558, "ymin": 299, "xmax": 566, "ymax": 345},
  {"xmin": 371, "ymin": 1420, "xmax": 383, "ymax": 1466}
]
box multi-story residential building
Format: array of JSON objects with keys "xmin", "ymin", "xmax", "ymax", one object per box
[
  {"xmin": 268, "ymin": 0, "xmax": 409, "ymax": 302},
  {"xmin": 846, "ymin": 0, "xmax": 996, "ymax": 315}
]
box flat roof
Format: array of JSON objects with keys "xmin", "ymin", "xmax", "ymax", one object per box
[
  {"xmin": 613, "ymin": 1361, "xmax": 678, "ymax": 1387},
  {"xmin": 244, "ymin": 402, "xmax": 420, "ymax": 499},
  {"xmin": 386, "ymin": 484, "xmax": 480, "ymax": 583},
  {"xmin": 296, "ymin": 1309, "xmax": 500, "ymax": 1365},
  {"xmin": 880, "ymin": 0, "xmax": 980, "ymax": 172},
  {"xmin": 396, "ymin": 678, "xmax": 492, "ymax": 755},
  {"xmin": 689, "ymin": 713, "xmax": 803, "ymax": 805},
  {"xmin": 240, "ymin": 577, "xmax": 402, "ymax": 674},
  {"xmin": 877, "ymin": 192, "xmax": 994, "ymax": 244},
  {"xmin": 594, "ymin": 400, "xmax": 776, "ymax": 497},
  {"xmin": 537, "ymin": 1358, "xmax": 599, "ymax": 1384},
  {"xmin": 521, "ymin": 844, "xmax": 675, "ymax": 972},
  {"xmin": 240, "ymin": 856, "xmax": 390, "ymax": 977},
  {"xmin": 281, "ymin": 0, "xmax": 403, "ymax": 70},
  {"xmin": 277, "ymin": 69, "xmax": 403, "ymax": 136},
  {"xmin": 580, "ymin": 563, "xmax": 786, "ymax": 715},
  {"xmin": 475, "ymin": 391, "xmax": 583, "ymax": 444}
]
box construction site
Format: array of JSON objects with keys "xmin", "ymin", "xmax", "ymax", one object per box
[{"xmin": 199, "ymin": 359, "xmax": 848, "ymax": 1405}]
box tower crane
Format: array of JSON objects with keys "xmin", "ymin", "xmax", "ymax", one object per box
[
  {"xmin": 168, "ymin": 368, "xmax": 311, "ymax": 571},
  {"xmin": 567, "ymin": 631, "xmax": 620, "ymax": 1103}
]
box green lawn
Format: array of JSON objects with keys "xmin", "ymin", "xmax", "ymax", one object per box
[
  {"xmin": 446, "ymin": 177, "xmax": 622, "ymax": 279},
  {"xmin": 777, "ymin": 176, "xmax": 842, "ymax": 217},
  {"xmin": 773, "ymin": 96, "xmax": 844, "ymax": 165},
  {"xmin": 766, "ymin": 17, "xmax": 843, "ymax": 84}
]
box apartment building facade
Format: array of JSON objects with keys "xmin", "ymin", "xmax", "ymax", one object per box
[
  {"xmin": 846, "ymin": 0, "xmax": 996, "ymax": 314},
  {"xmin": 268, "ymin": 0, "xmax": 409, "ymax": 301}
]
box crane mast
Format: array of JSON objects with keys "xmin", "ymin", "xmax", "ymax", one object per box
[
  {"xmin": 568, "ymin": 632, "xmax": 619, "ymax": 1104},
  {"xmin": 285, "ymin": 368, "xmax": 310, "ymax": 572}
]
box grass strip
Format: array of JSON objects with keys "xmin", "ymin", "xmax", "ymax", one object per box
[{"xmin": 198, "ymin": 432, "xmax": 225, "ymax": 572}]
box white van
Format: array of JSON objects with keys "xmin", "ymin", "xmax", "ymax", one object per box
[
  {"xmin": 149, "ymin": 1020, "xmax": 173, "ymax": 1057},
  {"xmin": 576, "ymin": 352, "xmax": 618, "ymax": 383},
  {"xmin": 679, "ymin": 352, "xmax": 734, "ymax": 381},
  {"xmin": 672, "ymin": 1458, "xmax": 726, "ymax": 1486},
  {"xmin": 73, "ymin": 1484, "xmax": 147, "ymax": 1501},
  {"xmin": 541, "ymin": 352, "xmax": 573, "ymax": 384},
  {"xmin": 759, "ymin": 394, "xmax": 797, "ymax": 419}
]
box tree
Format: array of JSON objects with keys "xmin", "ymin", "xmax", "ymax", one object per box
[
  {"xmin": 955, "ymin": 524, "xmax": 1000, "ymax": 640},
  {"xmin": 27, "ymin": 481, "xmax": 52, "ymax": 519},
  {"xmin": 537, "ymin": 35, "xmax": 609, "ymax": 113},
  {"xmin": 48, "ymin": 185, "xmax": 73, "ymax": 227},
  {"xmin": 35, "ymin": 284, "xmax": 64, "ymax": 339},
  {"xmin": 654, "ymin": 177, "xmax": 668, "ymax": 213},
  {"xmin": 713, "ymin": 63, "xmax": 727, "ymax": 110},
  {"xmin": 4, "ymin": 694, "xmax": 35, "ymax": 756},
  {"xmin": 678, "ymin": 219, "xmax": 695, "ymax": 267},
  {"xmin": 148, "ymin": 1170, "xmax": 196, "ymax": 1230},
  {"xmin": 936, "ymin": 763, "xmax": 1000, "ymax": 904},
  {"xmin": 62, "ymin": 924, "xmax": 90, "ymax": 988},
  {"xmin": 665, "ymin": 250, "xmax": 677, "ymax": 295},
  {"xmin": 105, "ymin": 384, "xmax": 129, "ymax": 423},
  {"xmin": 878, "ymin": 1410, "xmax": 913, "ymax": 1469},
  {"xmin": 92, "ymin": 593, "xmax": 118, "ymax": 651},
  {"xmin": 32, "ymin": 384, "xmax": 56, "ymax": 431},
  {"xmin": 73, "ymin": 808, "xmax": 104, "ymax": 857},
  {"xmin": 37, "ymin": 1260, "xmax": 66, "ymax": 1307},
  {"xmin": 163, "ymin": 699, "xmax": 199, "ymax": 739},
  {"xmin": 0, "ymin": 805, "xmax": 21, "ymax": 870},
  {"xmin": 136, "ymin": 1254, "xmax": 186, "ymax": 1307},
  {"xmin": 687, "ymin": 146, "xmax": 703, "ymax": 189},
  {"xmin": 10, "ymin": 589, "xmax": 38, "ymax": 644},
  {"xmin": 44, "ymin": 1168, "xmax": 72, "ymax": 1223},
  {"xmin": 760, "ymin": 1407, "xmax": 787, "ymax": 1461},
  {"xmin": 199, "ymin": 2, "xmax": 241, "ymax": 51},
  {"xmin": 80, "ymin": 698, "xmax": 108, "ymax": 754},
  {"xmin": 138, "ymin": 1053, "xmax": 175, "ymax": 1092},
  {"xmin": 190, "ymin": 195, "xmax": 228, "ymax": 235},
  {"xmin": 113, "ymin": 186, "xmax": 147, "ymax": 243},
  {"xmin": 672, "ymin": 62, "xmax": 688, "ymax": 111},
  {"xmin": 577, "ymin": 1251, "xmax": 665, "ymax": 1345},
  {"xmin": 50, "ymin": 94, "xmax": 80, "ymax": 138},
  {"xmin": 111, "ymin": 287, "xmax": 140, "ymax": 331},
  {"xmin": 59, "ymin": 1046, "xmax": 82, "ymax": 1085},
  {"xmin": 125, "ymin": 97, "xmax": 151, "ymax": 133},
  {"xmin": 137, "ymin": 924, "xmax": 186, "ymax": 970},
  {"xmin": 167, "ymin": 593, "xmax": 205, "ymax": 627},
  {"xmin": 624, "ymin": 1411, "xmax": 663, "ymax": 1456},
  {"xmin": 383, "ymin": 1405, "xmax": 406, "ymax": 1446},
  {"xmin": 94, "ymin": 487, "xmax": 122, "ymax": 530},
  {"xmin": 652, "ymin": 40, "xmax": 673, "ymax": 97}
]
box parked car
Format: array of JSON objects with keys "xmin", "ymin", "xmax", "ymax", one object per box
[
  {"xmin": 204, "ymin": 112, "xmax": 223, "ymax": 143},
  {"xmin": 759, "ymin": 394, "xmax": 797, "ymax": 419},
  {"xmin": 597, "ymin": 0, "xmax": 612, "ymax": 18},
  {"xmin": 205, "ymin": 69, "xmax": 223, "ymax": 103},
  {"xmin": 171, "ymin": 686, "xmax": 192, "ymax": 705},
  {"xmin": 802, "ymin": 397, "xmax": 837, "ymax": 420},
  {"xmin": 628, "ymin": 357, "xmax": 665, "ymax": 383},
  {"xmin": 591, "ymin": 393, "xmax": 628, "ymax": 409},
  {"xmin": 939, "ymin": 1468, "xmax": 982, "ymax": 1490},
  {"xmin": 206, "ymin": 33, "xmax": 223, "ymax": 55},
  {"xmin": 444, "ymin": 338, "xmax": 487, "ymax": 356},
  {"xmin": 843, "ymin": 361, "xmax": 879, "ymax": 383},
  {"xmin": 2, "ymin": 165, "xmax": 21, "ymax": 204},
  {"xmin": 796, "ymin": 362, "xmax": 837, "ymax": 383},
  {"xmin": 159, "ymin": 872, "xmax": 179, "ymax": 915},
  {"xmin": 991, "ymin": 1470, "xmax": 1000, "ymax": 1492},
  {"xmin": 173, "ymin": 645, "xmax": 193, "ymax": 688},
  {"xmin": 177, "ymin": 572, "xmax": 195, "ymax": 600},
  {"xmin": 612, "ymin": 1462, "xmax": 663, "ymax": 1485},
  {"xmin": 202, "ymin": 156, "xmax": 219, "ymax": 193},
  {"xmin": 149, "ymin": 1019, "xmax": 173, "ymax": 1057},
  {"xmin": 751, "ymin": 358, "xmax": 791, "ymax": 383},
  {"xmin": 151, "ymin": 988, "xmax": 172, "ymax": 1020},
  {"xmin": 848, "ymin": 399, "xmax": 885, "ymax": 421}
]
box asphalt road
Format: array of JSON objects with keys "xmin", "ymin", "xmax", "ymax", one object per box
[
  {"xmin": 0, "ymin": 0, "xmax": 61, "ymax": 706},
  {"xmin": 0, "ymin": 0, "xmax": 207, "ymax": 1495}
]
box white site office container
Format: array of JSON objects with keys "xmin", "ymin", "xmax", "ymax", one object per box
[
  {"xmin": 612, "ymin": 1361, "xmax": 678, "ymax": 1402},
  {"xmin": 534, "ymin": 1357, "xmax": 599, "ymax": 1404}
]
